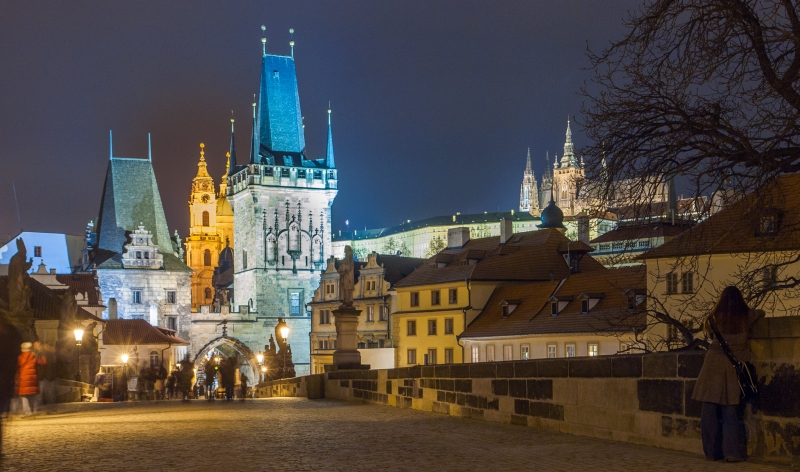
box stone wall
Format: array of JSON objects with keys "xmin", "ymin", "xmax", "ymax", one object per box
[{"xmin": 257, "ymin": 319, "xmax": 800, "ymax": 464}]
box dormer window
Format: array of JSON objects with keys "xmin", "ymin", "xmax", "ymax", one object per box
[
  {"xmin": 756, "ymin": 210, "xmax": 782, "ymax": 237},
  {"xmin": 273, "ymin": 70, "xmax": 279, "ymax": 78},
  {"xmin": 577, "ymin": 293, "xmax": 605, "ymax": 314},
  {"xmin": 624, "ymin": 289, "xmax": 646, "ymax": 311},
  {"xmin": 581, "ymin": 299, "xmax": 589, "ymax": 314},
  {"xmin": 549, "ymin": 296, "xmax": 574, "ymax": 316},
  {"xmin": 550, "ymin": 302, "xmax": 558, "ymax": 316},
  {"xmin": 500, "ymin": 300, "xmax": 520, "ymax": 318}
]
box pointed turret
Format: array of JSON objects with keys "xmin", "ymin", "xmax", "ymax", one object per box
[
  {"xmin": 525, "ymin": 148, "xmax": 532, "ymax": 173},
  {"xmin": 228, "ymin": 116, "xmax": 237, "ymax": 171},
  {"xmin": 560, "ymin": 119, "xmax": 577, "ymax": 168},
  {"xmin": 249, "ymin": 97, "xmax": 258, "ymax": 164},
  {"xmin": 520, "ymin": 148, "xmax": 539, "ymax": 214},
  {"xmin": 326, "ymin": 104, "xmax": 335, "ymax": 168},
  {"xmin": 194, "ymin": 143, "xmax": 212, "ymax": 181}
]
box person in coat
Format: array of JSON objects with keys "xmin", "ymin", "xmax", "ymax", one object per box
[
  {"xmin": 0, "ymin": 320, "xmax": 22, "ymax": 455},
  {"xmin": 692, "ymin": 286, "xmax": 764, "ymax": 462},
  {"xmin": 16, "ymin": 342, "xmax": 44, "ymax": 417}
]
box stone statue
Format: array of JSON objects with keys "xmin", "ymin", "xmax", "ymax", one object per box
[
  {"xmin": 56, "ymin": 290, "xmax": 79, "ymax": 380},
  {"xmin": 8, "ymin": 238, "xmax": 33, "ymax": 314},
  {"xmin": 337, "ymin": 245, "xmax": 355, "ymax": 309}
]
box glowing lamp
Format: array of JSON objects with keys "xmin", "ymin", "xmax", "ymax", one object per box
[
  {"xmin": 73, "ymin": 328, "xmax": 84, "ymax": 346},
  {"xmin": 257, "ymin": 353, "xmax": 264, "ymax": 364},
  {"xmin": 121, "ymin": 354, "xmax": 129, "ymax": 364},
  {"xmin": 176, "ymin": 363, "xmax": 182, "ymax": 370},
  {"xmin": 261, "ymin": 366, "xmax": 267, "ymax": 373}
]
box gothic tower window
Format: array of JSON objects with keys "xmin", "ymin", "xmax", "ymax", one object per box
[
  {"xmin": 204, "ymin": 249, "xmax": 211, "ymax": 266},
  {"xmin": 202, "ymin": 211, "xmax": 210, "ymax": 227}
]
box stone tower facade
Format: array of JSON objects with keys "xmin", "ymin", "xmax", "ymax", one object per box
[
  {"xmin": 519, "ymin": 148, "xmax": 540, "ymax": 215},
  {"xmin": 185, "ymin": 143, "xmax": 234, "ymax": 309},
  {"xmin": 551, "ymin": 120, "xmax": 585, "ymax": 217},
  {"xmin": 224, "ymin": 35, "xmax": 338, "ymax": 374}
]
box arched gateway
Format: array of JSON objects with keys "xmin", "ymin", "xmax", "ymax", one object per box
[{"xmin": 193, "ymin": 336, "xmax": 260, "ymax": 383}]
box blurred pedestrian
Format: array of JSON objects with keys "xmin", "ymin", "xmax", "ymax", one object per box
[
  {"xmin": 0, "ymin": 319, "xmax": 22, "ymax": 456},
  {"xmin": 154, "ymin": 377, "xmax": 163, "ymax": 400},
  {"xmin": 693, "ymin": 286, "xmax": 764, "ymax": 462},
  {"xmin": 167, "ymin": 374, "xmax": 176, "ymax": 400},
  {"xmin": 16, "ymin": 342, "xmax": 44, "ymax": 417},
  {"xmin": 240, "ymin": 373, "xmax": 248, "ymax": 401}
]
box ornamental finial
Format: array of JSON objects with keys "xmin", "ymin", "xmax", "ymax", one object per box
[
  {"xmin": 289, "ymin": 28, "xmax": 295, "ymax": 58},
  {"xmin": 200, "ymin": 142, "xmax": 205, "ymax": 160},
  {"xmin": 261, "ymin": 25, "xmax": 267, "ymax": 55}
]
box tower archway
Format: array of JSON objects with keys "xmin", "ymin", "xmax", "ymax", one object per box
[{"xmin": 193, "ymin": 337, "xmax": 260, "ymax": 385}]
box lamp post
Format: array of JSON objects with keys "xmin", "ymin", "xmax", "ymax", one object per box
[
  {"xmin": 121, "ymin": 353, "xmax": 130, "ymax": 401},
  {"xmin": 276, "ymin": 320, "xmax": 289, "ymax": 378},
  {"xmin": 73, "ymin": 328, "xmax": 84, "ymax": 382},
  {"xmin": 256, "ymin": 352, "xmax": 264, "ymax": 383}
]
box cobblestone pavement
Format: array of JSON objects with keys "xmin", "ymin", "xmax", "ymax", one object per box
[{"xmin": 0, "ymin": 398, "xmax": 795, "ymax": 471}]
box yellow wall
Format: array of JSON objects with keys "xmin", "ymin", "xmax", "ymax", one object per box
[{"xmin": 463, "ymin": 334, "xmax": 635, "ymax": 361}]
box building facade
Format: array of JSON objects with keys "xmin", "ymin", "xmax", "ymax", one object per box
[
  {"xmin": 308, "ymin": 252, "xmax": 425, "ymax": 373},
  {"xmin": 185, "ymin": 142, "xmax": 234, "ymax": 309}
]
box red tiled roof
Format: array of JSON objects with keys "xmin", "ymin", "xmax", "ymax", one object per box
[
  {"xmin": 0, "ymin": 276, "xmax": 102, "ymax": 322},
  {"xmin": 462, "ymin": 266, "xmax": 646, "ymax": 338},
  {"xmin": 640, "ymin": 173, "xmax": 800, "ymax": 259},
  {"xmin": 102, "ymin": 319, "xmax": 189, "ymax": 345},
  {"xmin": 55, "ymin": 273, "xmax": 103, "ymax": 306},
  {"xmin": 395, "ymin": 229, "xmax": 603, "ymax": 288}
]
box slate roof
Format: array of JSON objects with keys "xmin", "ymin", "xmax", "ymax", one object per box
[
  {"xmin": 640, "ymin": 173, "xmax": 800, "ymax": 259},
  {"xmin": 257, "ymin": 54, "xmax": 306, "ymax": 155},
  {"xmin": 0, "ymin": 276, "xmax": 102, "ymax": 322},
  {"xmin": 102, "ymin": 319, "xmax": 189, "ymax": 345},
  {"xmin": 461, "ymin": 266, "xmax": 646, "ymax": 338},
  {"xmin": 394, "ymin": 229, "xmax": 603, "ymax": 288},
  {"xmin": 612, "ymin": 197, "xmax": 709, "ymax": 221},
  {"xmin": 333, "ymin": 211, "xmax": 541, "ymax": 242}
]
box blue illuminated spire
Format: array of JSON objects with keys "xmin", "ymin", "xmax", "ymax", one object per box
[
  {"xmin": 249, "ymin": 97, "xmax": 257, "ymax": 164},
  {"xmin": 326, "ymin": 103, "xmax": 335, "ymax": 168}
]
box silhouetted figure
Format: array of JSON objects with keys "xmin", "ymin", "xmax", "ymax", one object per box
[{"xmin": 0, "ymin": 320, "xmax": 22, "ymax": 456}]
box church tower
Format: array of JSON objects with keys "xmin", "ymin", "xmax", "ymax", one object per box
[
  {"xmin": 551, "ymin": 120, "xmax": 585, "ymax": 217},
  {"xmin": 519, "ymin": 148, "xmax": 540, "ymax": 215},
  {"xmin": 226, "ymin": 28, "xmax": 338, "ymax": 375}
]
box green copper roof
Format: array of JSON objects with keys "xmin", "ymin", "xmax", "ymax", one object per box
[{"xmin": 96, "ymin": 157, "xmax": 176, "ymax": 256}]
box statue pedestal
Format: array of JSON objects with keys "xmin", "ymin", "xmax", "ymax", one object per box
[{"xmin": 332, "ymin": 306, "xmax": 365, "ymax": 370}]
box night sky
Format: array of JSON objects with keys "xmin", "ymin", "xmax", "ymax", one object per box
[{"xmin": 0, "ymin": 0, "xmax": 642, "ymax": 241}]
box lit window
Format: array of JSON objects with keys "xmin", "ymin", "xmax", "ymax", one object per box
[
  {"xmin": 486, "ymin": 345, "xmax": 495, "ymax": 362},
  {"xmin": 521, "ymin": 345, "xmax": 530, "ymax": 360},
  {"xmin": 547, "ymin": 344, "xmax": 557, "ymax": 358},
  {"xmin": 565, "ymin": 344, "xmax": 576, "ymax": 358},
  {"xmin": 149, "ymin": 351, "xmax": 159, "ymax": 368},
  {"xmin": 407, "ymin": 320, "xmax": 416, "ymax": 336},
  {"xmin": 407, "ymin": 349, "xmax": 417, "ymax": 365},
  {"xmin": 471, "ymin": 346, "xmax": 479, "ymax": 363},
  {"xmin": 588, "ymin": 344, "xmax": 599, "ymax": 357}
]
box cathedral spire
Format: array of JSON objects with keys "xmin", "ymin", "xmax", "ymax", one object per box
[
  {"xmin": 326, "ymin": 103, "xmax": 335, "ymax": 168},
  {"xmin": 249, "ymin": 97, "xmax": 258, "ymax": 164},
  {"xmin": 560, "ymin": 118, "xmax": 577, "ymax": 168},
  {"xmin": 525, "ymin": 148, "xmax": 532, "ymax": 173},
  {"xmin": 228, "ymin": 115, "xmax": 237, "ymax": 171}
]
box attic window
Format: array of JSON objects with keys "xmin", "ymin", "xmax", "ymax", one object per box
[
  {"xmin": 273, "ymin": 70, "xmax": 279, "ymax": 78},
  {"xmin": 757, "ymin": 211, "xmax": 782, "ymax": 236},
  {"xmin": 581, "ymin": 299, "xmax": 589, "ymax": 314},
  {"xmin": 550, "ymin": 302, "xmax": 558, "ymax": 316},
  {"xmin": 500, "ymin": 300, "xmax": 520, "ymax": 318},
  {"xmin": 578, "ymin": 293, "xmax": 604, "ymax": 313}
]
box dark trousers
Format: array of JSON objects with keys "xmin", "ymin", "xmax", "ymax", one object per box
[{"xmin": 701, "ymin": 402, "xmax": 747, "ymax": 461}]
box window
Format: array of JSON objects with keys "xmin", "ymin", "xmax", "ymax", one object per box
[
  {"xmin": 588, "ymin": 343, "xmax": 599, "ymax": 357},
  {"xmin": 166, "ymin": 290, "xmax": 176, "ymax": 304},
  {"xmin": 431, "ymin": 290, "xmax": 440, "ymax": 306},
  {"xmin": 202, "ymin": 211, "xmax": 210, "ymax": 227},
  {"xmin": 298, "ymin": 169, "xmax": 306, "ymax": 178},
  {"xmin": 758, "ymin": 213, "xmax": 781, "ymax": 236},
  {"xmin": 366, "ymin": 306, "xmax": 374, "ymax": 322},
  {"xmin": 444, "ymin": 348, "xmax": 454, "ymax": 364},
  {"xmin": 681, "ymin": 272, "xmax": 694, "ymax": 293},
  {"xmin": 407, "ymin": 349, "xmax": 417, "ymax": 365},
  {"xmin": 449, "ymin": 288, "xmax": 458, "ymax": 305},
  {"xmin": 581, "ymin": 299, "xmax": 589, "ymax": 314},
  {"xmin": 144, "ymin": 252, "xmax": 149, "ymax": 260},
  {"xmin": 319, "ymin": 310, "xmax": 331, "ymax": 325},
  {"xmin": 290, "ymin": 292, "xmax": 301, "ymax": 316},
  {"xmin": 357, "ymin": 342, "xmax": 366, "ymax": 349},
  {"xmin": 379, "ymin": 306, "xmax": 388, "ymax": 321},
  {"xmin": 325, "ymin": 283, "xmax": 334, "ymax": 295},
  {"xmin": 427, "ymin": 349, "xmax": 437, "ymax": 365},
  {"xmin": 205, "ymin": 287, "xmax": 212, "ymax": 299},
  {"xmin": 281, "ymin": 168, "xmax": 290, "ymax": 177},
  {"xmin": 167, "ymin": 316, "xmax": 177, "ymax": 331},
  {"xmin": 503, "ymin": 345, "xmax": 512, "ymax": 361},
  {"xmin": 486, "ymin": 345, "xmax": 495, "ymax": 362},
  {"xmin": 410, "ymin": 292, "xmax": 419, "ymax": 307},
  {"xmin": 33, "ymin": 246, "xmax": 42, "ymax": 257},
  {"xmin": 619, "ymin": 342, "xmax": 632, "ymax": 354},
  {"xmin": 318, "ymin": 339, "xmax": 333, "ymax": 350},
  {"xmin": 551, "ymin": 302, "xmax": 558, "ymax": 316},
  {"xmin": 265, "ymin": 167, "xmax": 274, "ymax": 176},
  {"xmin": 666, "ymin": 272, "xmax": 679, "ymax": 294},
  {"xmin": 204, "ymin": 249, "xmax": 211, "ymax": 266},
  {"xmin": 763, "ymin": 266, "xmax": 778, "ymax": 289},
  {"xmin": 273, "ymin": 70, "xmax": 279, "ymax": 78},
  {"xmin": 427, "ymin": 319, "xmax": 437, "ymax": 335},
  {"xmin": 547, "ymin": 344, "xmax": 557, "ymax": 358},
  {"xmin": 136, "ymin": 251, "xmax": 142, "ymax": 260},
  {"xmin": 444, "ymin": 318, "xmax": 454, "ymax": 335},
  {"xmin": 130, "ymin": 314, "xmax": 145, "ymax": 320},
  {"xmin": 471, "ymin": 346, "xmax": 479, "ymax": 363},
  {"xmin": 243, "ymin": 250, "xmax": 248, "ymax": 269},
  {"xmin": 407, "ymin": 320, "xmax": 416, "ymax": 336},
  {"xmin": 627, "ymin": 295, "xmax": 636, "ymax": 311},
  {"xmin": 132, "ymin": 290, "xmax": 142, "ymax": 304},
  {"xmin": 521, "ymin": 345, "xmax": 530, "ymax": 360},
  {"xmin": 149, "ymin": 351, "xmax": 160, "ymax": 368},
  {"xmin": 565, "ymin": 343, "xmax": 576, "ymax": 358}
]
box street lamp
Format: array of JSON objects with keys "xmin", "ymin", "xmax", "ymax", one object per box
[
  {"xmin": 256, "ymin": 352, "xmax": 265, "ymax": 383},
  {"xmin": 276, "ymin": 320, "xmax": 289, "ymax": 378},
  {"xmin": 73, "ymin": 328, "xmax": 84, "ymax": 382}
]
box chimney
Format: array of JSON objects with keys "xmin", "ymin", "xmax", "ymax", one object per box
[
  {"xmin": 500, "ymin": 218, "xmax": 513, "ymax": 244},
  {"xmin": 577, "ymin": 214, "xmax": 590, "ymax": 244},
  {"xmin": 108, "ymin": 298, "xmax": 118, "ymax": 320},
  {"xmin": 447, "ymin": 227, "xmax": 470, "ymax": 249}
]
